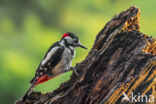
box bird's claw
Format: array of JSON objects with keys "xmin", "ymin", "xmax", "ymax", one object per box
[{"xmin": 71, "ymin": 67, "xmax": 80, "ymax": 76}]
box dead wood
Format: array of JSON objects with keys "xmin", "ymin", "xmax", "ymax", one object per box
[{"xmin": 16, "ymin": 6, "xmax": 156, "ymax": 104}]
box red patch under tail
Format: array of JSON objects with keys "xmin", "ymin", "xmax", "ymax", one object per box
[{"xmin": 35, "ymin": 75, "xmax": 54, "ymax": 85}]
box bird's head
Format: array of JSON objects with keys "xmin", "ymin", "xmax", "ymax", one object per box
[{"xmin": 61, "ymin": 32, "xmax": 87, "ymax": 49}]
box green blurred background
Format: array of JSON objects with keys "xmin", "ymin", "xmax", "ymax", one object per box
[{"xmin": 0, "ymin": 0, "xmax": 155, "ymax": 103}]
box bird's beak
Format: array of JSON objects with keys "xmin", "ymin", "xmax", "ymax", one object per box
[{"xmin": 77, "ymin": 43, "xmax": 87, "ymax": 49}]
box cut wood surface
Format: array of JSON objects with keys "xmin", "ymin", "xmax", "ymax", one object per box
[{"xmin": 16, "ymin": 6, "xmax": 156, "ymax": 104}]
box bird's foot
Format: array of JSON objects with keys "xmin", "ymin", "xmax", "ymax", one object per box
[{"xmin": 70, "ymin": 67, "xmax": 80, "ymax": 76}]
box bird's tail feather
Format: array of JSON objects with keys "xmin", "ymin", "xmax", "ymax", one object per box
[{"xmin": 22, "ymin": 84, "xmax": 35, "ymax": 101}]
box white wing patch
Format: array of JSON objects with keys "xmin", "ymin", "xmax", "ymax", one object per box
[{"xmin": 41, "ymin": 47, "xmax": 59, "ymax": 65}]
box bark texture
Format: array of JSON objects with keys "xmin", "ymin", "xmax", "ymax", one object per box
[{"xmin": 16, "ymin": 6, "xmax": 156, "ymax": 104}]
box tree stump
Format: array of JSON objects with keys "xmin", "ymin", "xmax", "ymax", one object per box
[{"xmin": 16, "ymin": 6, "xmax": 156, "ymax": 104}]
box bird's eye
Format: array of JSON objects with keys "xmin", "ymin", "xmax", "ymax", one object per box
[{"xmin": 75, "ymin": 40, "xmax": 78, "ymax": 43}]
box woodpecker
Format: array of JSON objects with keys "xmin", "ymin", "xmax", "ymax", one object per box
[{"xmin": 22, "ymin": 32, "xmax": 87, "ymax": 101}]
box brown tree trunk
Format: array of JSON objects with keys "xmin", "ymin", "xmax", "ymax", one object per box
[{"xmin": 16, "ymin": 6, "xmax": 156, "ymax": 104}]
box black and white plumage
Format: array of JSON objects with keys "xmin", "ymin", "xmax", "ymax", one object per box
[{"xmin": 23, "ymin": 32, "xmax": 87, "ymax": 101}]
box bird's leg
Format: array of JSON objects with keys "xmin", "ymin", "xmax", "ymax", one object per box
[
  {"xmin": 65, "ymin": 67, "xmax": 80, "ymax": 76},
  {"xmin": 70, "ymin": 67, "xmax": 80, "ymax": 76}
]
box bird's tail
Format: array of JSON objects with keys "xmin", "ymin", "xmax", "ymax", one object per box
[
  {"xmin": 22, "ymin": 75, "xmax": 54, "ymax": 101},
  {"xmin": 22, "ymin": 84, "xmax": 35, "ymax": 101}
]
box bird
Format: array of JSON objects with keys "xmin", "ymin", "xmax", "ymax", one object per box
[{"xmin": 22, "ymin": 32, "xmax": 87, "ymax": 101}]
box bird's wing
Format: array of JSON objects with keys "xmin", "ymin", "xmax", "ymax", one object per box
[{"xmin": 30, "ymin": 42, "xmax": 65, "ymax": 84}]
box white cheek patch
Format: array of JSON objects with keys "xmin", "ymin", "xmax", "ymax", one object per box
[
  {"xmin": 41, "ymin": 47, "xmax": 59, "ymax": 65},
  {"xmin": 65, "ymin": 36, "xmax": 73, "ymax": 44}
]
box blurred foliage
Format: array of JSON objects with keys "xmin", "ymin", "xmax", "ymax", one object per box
[{"xmin": 0, "ymin": 0, "xmax": 155, "ymax": 104}]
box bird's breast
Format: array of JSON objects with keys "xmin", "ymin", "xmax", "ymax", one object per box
[
  {"xmin": 62, "ymin": 48, "xmax": 75, "ymax": 63},
  {"xmin": 51, "ymin": 60, "xmax": 65, "ymax": 75},
  {"xmin": 51, "ymin": 48, "xmax": 75, "ymax": 75}
]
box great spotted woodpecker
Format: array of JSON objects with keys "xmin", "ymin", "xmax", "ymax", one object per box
[{"xmin": 22, "ymin": 32, "xmax": 87, "ymax": 100}]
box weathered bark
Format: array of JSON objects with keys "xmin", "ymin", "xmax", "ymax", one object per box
[{"xmin": 16, "ymin": 6, "xmax": 156, "ymax": 104}]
